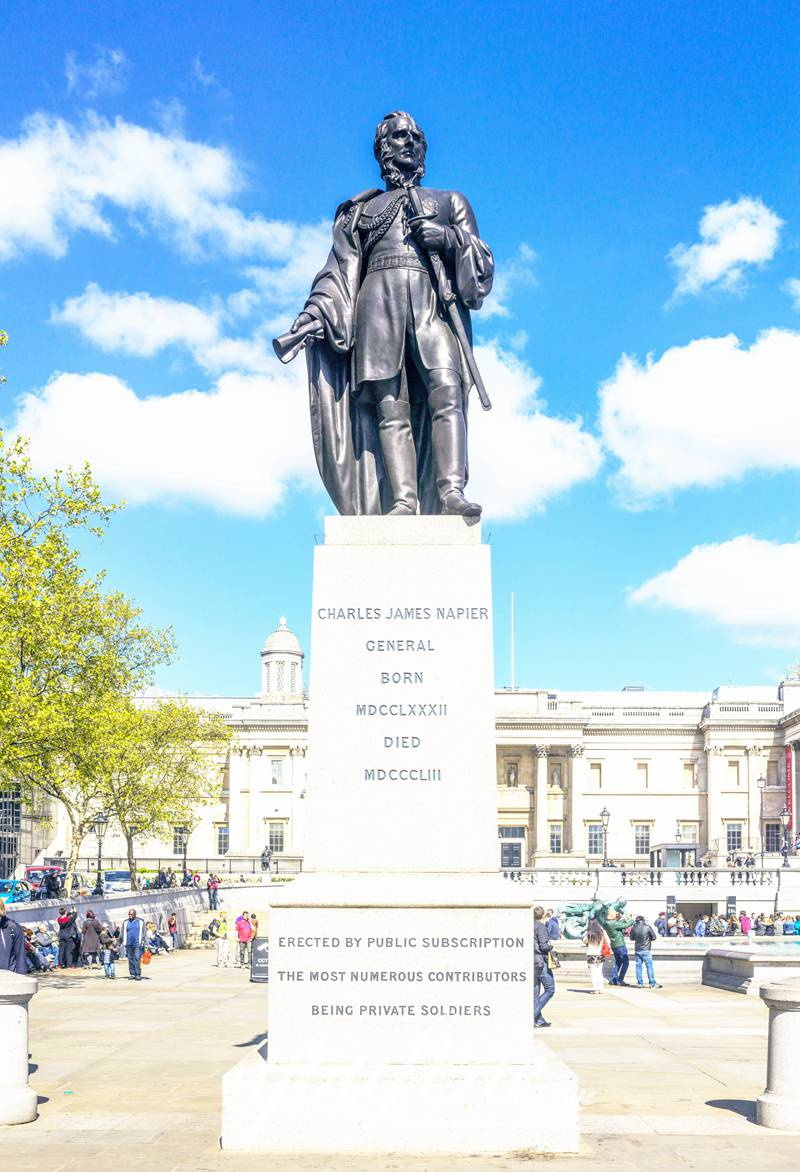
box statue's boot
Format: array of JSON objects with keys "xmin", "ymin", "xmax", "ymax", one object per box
[
  {"xmin": 429, "ymin": 383, "xmax": 482, "ymax": 518},
  {"xmin": 377, "ymin": 396, "xmax": 419, "ymax": 515}
]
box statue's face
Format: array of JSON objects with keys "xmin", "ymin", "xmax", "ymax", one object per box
[{"xmin": 384, "ymin": 116, "xmax": 425, "ymax": 176}]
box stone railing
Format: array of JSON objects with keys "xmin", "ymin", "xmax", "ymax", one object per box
[{"xmin": 503, "ymin": 866, "xmax": 779, "ymax": 888}]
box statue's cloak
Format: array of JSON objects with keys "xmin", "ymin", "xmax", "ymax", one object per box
[{"xmin": 303, "ymin": 186, "xmax": 493, "ymax": 515}]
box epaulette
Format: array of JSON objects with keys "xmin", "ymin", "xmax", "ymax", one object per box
[{"xmin": 335, "ymin": 187, "xmax": 383, "ymax": 220}]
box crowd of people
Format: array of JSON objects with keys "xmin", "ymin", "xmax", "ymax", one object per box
[
  {"xmin": 534, "ymin": 902, "xmax": 800, "ymax": 1029},
  {"xmin": 0, "ymin": 898, "xmax": 184, "ymax": 977},
  {"xmin": 205, "ymin": 908, "xmax": 257, "ymax": 968}
]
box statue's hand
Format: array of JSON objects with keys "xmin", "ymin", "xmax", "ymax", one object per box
[
  {"xmin": 412, "ymin": 220, "xmax": 450, "ymax": 252},
  {"xmin": 291, "ymin": 311, "xmax": 321, "ymax": 334}
]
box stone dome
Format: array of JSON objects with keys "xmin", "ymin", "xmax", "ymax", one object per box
[{"xmin": 262, "ymin": 617, "xmax": 302, "ymax": 656}]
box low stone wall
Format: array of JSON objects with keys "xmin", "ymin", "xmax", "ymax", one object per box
[
  {"xmin": 551, "ymin": 937, "xmax": 756, "ymax": 984},
  {"xmin": 702, "ymin": 945, "xmax": 800, "ymax": 994},
  {"xmin": 4, "ymin": 881, "xmax": 274, "ymax": 939}
]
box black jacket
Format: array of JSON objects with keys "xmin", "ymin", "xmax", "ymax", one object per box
[
  {"xmin": 534, "ymin": 921, "xmax": 552, "ymax": 970},
  {"xmin": 0, "ymin": 915, "xmax": 27, "ymax": 974},
  {"xmin": 630, "ymin": 921, "xmax": 657, "ymax": 952}
]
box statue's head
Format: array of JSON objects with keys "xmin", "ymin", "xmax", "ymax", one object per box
[{"xmin": 374, "ymin": 110, "xmax": 427, "ymax": 188}]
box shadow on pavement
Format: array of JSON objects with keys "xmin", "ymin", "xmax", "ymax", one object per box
[{"xmin": 707, "ymin": 1098, "xmax": 757, "ymax": 1123}]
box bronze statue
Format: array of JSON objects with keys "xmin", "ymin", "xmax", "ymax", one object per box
[{"xmin": 274, "ymin": 111, "xmax": 494, "ymax": 517}]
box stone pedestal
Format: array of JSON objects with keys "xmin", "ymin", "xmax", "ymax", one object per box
[
  {"xmin": 757, "ymin": 979, "xmax": 800, "ymax": 1130},
  {"xmin": 0, "ymin": 972, "xmax": 38, "ymax": 1125},
  {"xmin": 221, "ymin": 517, "xmax": 579, "ymax": 1154}
]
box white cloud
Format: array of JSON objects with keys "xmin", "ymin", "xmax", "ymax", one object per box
[
  {"xmin": 630, "ymin": 536, "xmax": 800, "ymax": 645},
  {"xmin": 10, "ymin": 366, "xmax": 317, "ymax": 516},
  {"xmin": 53, "ymin": 284, "xmax": 220, "ymax": 357},
  {"xmin": 191, "ymin": 55, "xmax": 230, "ymax": 99},
  {"xmin": 783, "ymin": 278, "xmax": 800, "ymax": 311},
  {"xmin": 599, "ymin": 328, "xmax": 800, "ymax": 506},
  {"xmin": 65, "ymin": 47, "xmax": 130, "ymax": 99},
  {"xmin": 668, "ymin": 196, "xmax": 782, "ymax": 300},
  {"xmin": 481, "ymin": 243, "xmax": 538, "ymax": 319},
  {"xmin": 0, "ymin": 112, "xmax": 329, "ymax": 275},
  {"xmin": 9, "ymin": 346, "xmax": 601, "ymax": 521},
  {"xmin": 465, "ymin": 344, "xmax": 602, "ymax": 519}
]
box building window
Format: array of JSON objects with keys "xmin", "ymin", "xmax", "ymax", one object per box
[
  {"xmin": 172, "ymin": 826, "xmax": 189, "ymax": 855},
  {"xmin": 634, "ymin": 824, "xmax": 651, "ymax": 856},
  {"xmin": 726, "ymin": 823, "xmax": 743, "ymax": 852},
  {"xmin": 636, "ymin": 762, "xmax": 649, "ymax": 789},
  {"xmin": 549, "ymin": 822, "xmax": 563, "ymax": 854},
  {"xmin": 500, "ymin": 842, "xmax": 522, "ymax": 868},
  {"xmin": 679, "ymin": 822, "xmax": 698, "ymax": 843},
  {"xmin": 268, "ymin": 822, "xmax": 285, "ymax": 853},
  {"xmin": 291, "ymin": 662, "xmax": 298, "ymax": 692},
  {"xmin": 683, "ymin": 762, "xmax": 696, "ymax": 788},
  {"xmin": 767, "ymin": 760, "xmax": 779, "ymax": 786},
  {"xmin": 277, "ymin": 661, "xmax": 285, "ymax": 691},
  {"xmin": 265, "ymin": 662, "xmax": 271, "ymax": 692},
  {"xmin": 217, "ymin": 825, "xmax": 229, "ymax": 855},
  {"xmin": 587, "ymin": 823, "xmax": 603, "ymax": 855},
  {"xmin": 765, "ymin": 823, "xmax": 782, "ymax": 853},
  {"xmin": 728, "ymin": 760, "xmax": 740, "ymax": 787},
  {"xmin": 504, "ymin": 761, "xmax": 519, "ymax": 787},
  {"xmin": 589, "ymin": 762, "xmax": 602, "ymax": 789},
  {"xmin": 498, "ymin": 826, "xmax": 525, "ymax": 838},
  {"xmin": 270, "ymin": 759, "xmax": 283, "ymax": 785}
]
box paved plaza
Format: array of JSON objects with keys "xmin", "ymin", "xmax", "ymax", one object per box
[{"xmin": 1, "ymin": 949, "xmax": 799, "ymax": 1171}]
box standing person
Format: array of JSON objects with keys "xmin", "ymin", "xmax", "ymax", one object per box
[
  {"xmin": 167, "ymin": 913, "xmax": 179, "ymax": 950},
  {"xmin": 80, "ymin": 909, "xmax": 102, "ymax": 966},
  {"xmin": 583, "ymin": 917, "xmax": 610, "ymax": 995},
  {"xmin": 533, "ymin": 905, "xmax": 555, "ymax": 1029},
  {"xmin": 631, "ymin": 915, "xmax": 661, "ymax": 989},
  {"xmin": 0, "ymin": 901, "xmax": 26, "ymax": 973},
  {"xmin": 260, "ymin": 846, "xmax": 272, "ymax": 873},
  {"xmin": 98, "ymin": 924, "xmax": 117, "ymax": 978},
  {"xmin": 215, "ymin": 916, "xmax": 231, "ymax": 967},
  {"xmin": 249, "ymin": 912, "xmax": 259, "ymax": 939},
  {"xmin": 57, "ymin": 905, "xmax": 79, "ymax": 968},
  {"xmin": 235, "ymin": 912, "xmax": 254, "ymax": 968},
  {"xmin": 694, "ymin": 915, "xmax": 708, "ymax": 937},
  {"xmin": 122, "ymin": 908, "xmax": 147, "ymax": 981},
  {"xmin": 654, "ymin": 911, "xmax": 667, "ymax": 936},
  {"xmin": 546, "ymin": 910, "xmax": 561, "ymax": 941},
  {"xmin": 739, "ymin": 910, "xmax": 752, "ymax": 935},
  {"xmin": 207, "ymin": 874, "xmax": 219, "ymax": 910},
  {"xmin": 605, "ymin": 907, "xmax": 634, "ymax": 986}
]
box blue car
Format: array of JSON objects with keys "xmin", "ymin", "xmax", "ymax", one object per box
[{"xmin": 0, "ymin": 879, "xmax": 34, "ymax": 905}]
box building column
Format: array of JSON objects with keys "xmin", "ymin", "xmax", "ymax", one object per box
[
  {"xmin": 568, "ymin": 744, "xmax": 586, "ymax": 856},
  {"xmin": 227, "ymin": 746, "xmax": 247, "ymax": 855},
  {"xmin": 533, "ymin": 745, "xmax": 549, "ymax": 858},
  {"xmin": 705, "ymin": 745, "xmax": 724, "ymax": 859},
  {"xmin": 746, "ymin": 745, "xmax": 764, "ymax": 853}
]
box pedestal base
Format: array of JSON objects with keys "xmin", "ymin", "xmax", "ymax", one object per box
[
  {"xmin": 221, "ymin": 1050, "xmax": 579, "ymax": 1154},
  {"xmin": 0, "ymin": 1085, "xmax": 38, "ymax": 1126}
]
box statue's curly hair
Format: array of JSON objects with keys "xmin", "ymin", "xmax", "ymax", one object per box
[{"xmin": 373, "ymin": 110, "xmax": 427, "ymax": 187}]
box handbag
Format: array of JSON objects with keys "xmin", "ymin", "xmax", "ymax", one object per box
[
  {"xmin": 546, "ymin": 949, "xmax": 560, "ymax": 971},
  {"xmin": 600, "ymin": 933, "xmax": 612, "ymax": 959},
  {"xmin": 141, "ymin": 949, "xmax": 152, "ymax": 965}
]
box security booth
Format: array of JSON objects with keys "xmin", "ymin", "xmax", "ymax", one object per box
[{"xmin": 649, "ymin": 842, "xmax": 699, "ymax": 869}]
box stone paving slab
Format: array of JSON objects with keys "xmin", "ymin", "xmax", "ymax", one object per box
[{"xmin": 2, "ymin": 949, "xmax": 800, "ymax": 1169}]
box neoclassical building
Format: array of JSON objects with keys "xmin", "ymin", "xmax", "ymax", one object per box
[{"xmin": 20, "ymin": 618, "xmax": 800, "ymax": 876}]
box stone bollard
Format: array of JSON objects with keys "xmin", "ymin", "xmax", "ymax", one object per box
[
  {"xmin": 0, "ymin": 971, "xmax": 38, "ymax": 1125},
  {"xmin": 757, "ymin": 978, "xmax": 800, "ymax": 1130}
]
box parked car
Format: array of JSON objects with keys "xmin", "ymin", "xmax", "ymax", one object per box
[
  {"xmin": 0, "ymin": 878, "xmax": 34, "ymax": 905},
  {"xmin": 103, "ymin": 869, "xmax": 133, "ymax": 892}
]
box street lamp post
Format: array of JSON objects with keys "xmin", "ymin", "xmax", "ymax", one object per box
[
  {"xmin": 600, "ymin": 806, "xmax": 610, "ymax": 868},
  {"xmin": 757, "ymin": 776, "xmax": 766, "ymax": 868},
  {"xmin": 92, "ymin": 811, "xmax": 109, "ymax": 895},
  {"xmin": 181, "ymin": 826, "xmax": 190, "ymax": 882},
  {"xmin": 780, "ymin": 806, "xmax": 791, "ymax": 868}
]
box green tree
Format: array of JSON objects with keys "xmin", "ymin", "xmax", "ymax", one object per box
[
  {"xmin": 0, "ymin": 432, "xmax": 175, "ymax": 875},
  {"xmin": 96, "ymin": 698, "xmax": 231, "ymax": 888}
]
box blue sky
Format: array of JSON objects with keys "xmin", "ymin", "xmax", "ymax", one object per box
[{"xmin": 2, "ymin": 2, "xmax": 800, "ymax": 695}]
